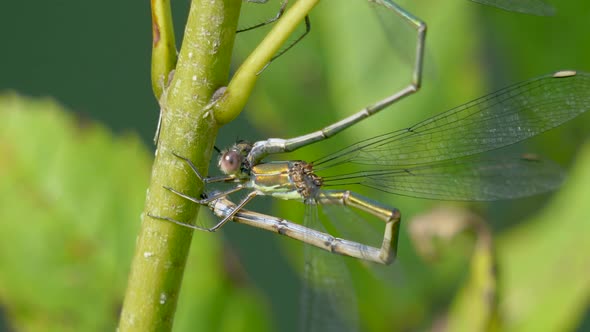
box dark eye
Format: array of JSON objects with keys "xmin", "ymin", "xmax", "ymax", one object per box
[{"xmin": 219, "ymin": 150, "xmax": 242, "ymax": 174}]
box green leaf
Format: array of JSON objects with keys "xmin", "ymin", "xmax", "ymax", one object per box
[
  {"xmin": 496, "ymin": 142, "xmax": 590, "ymax": 332},
  {"xmin": 0, "ymin": 93, "xmax": 270, "ymax": 331}
]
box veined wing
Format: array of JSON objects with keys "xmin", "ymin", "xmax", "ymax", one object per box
[
  {"xmin": 373, "ymin": 0, "xmax": 554, "ymax": 16},
  {"xmin": 321, "ymin": 154, "xmax": 565, "ymax": 201},
  {"xmin": 314, "ymin": 72, "xmax": 590, "ymax": 170},
  {"xmin": 470, "ymin": 0, "xmax": 555, "ymax": 16},
  {"xmin": 299, "ymin": 204, "xmax": 359, "ymax": 332}
]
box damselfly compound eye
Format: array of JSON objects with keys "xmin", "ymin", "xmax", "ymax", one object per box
[{"xmin": 219, "ymin": 150, "xmax": 242, "ymax": 174}]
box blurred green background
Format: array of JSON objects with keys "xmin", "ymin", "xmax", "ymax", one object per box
[{"xmin": 1, "ymin": 0, "xmax": 589, "ymax": 331}]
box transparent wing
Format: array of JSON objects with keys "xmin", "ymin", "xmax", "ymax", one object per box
[
  {"xmin": 374, "ymin": 0, "xmax": 555, "ymax": 16},
  {"xmin": 320, "ymin": 200, "xmax": 405, "ymax": 283},
  {"xmin": 368, "ymin": 0, "xmax": 424, "ymax": 71},
  {"xmin": 322, "ymin": 154, "xmax": 565, "ymax": 201},
  {"xmin": 311, "ymin": 72, "xmax": 587, "ymax": 201},
  {"xmin": 470, "ymin": 0, "xmax": 555, "ymax": 16},
  {"xmin": 314, "ymin": 72, "xmax": 590, "ymax": 169},
  {"xmin": 299, "ymin": 203, "xmax": 359, "ymax": 332},
  {"xmin": 369, "ymin": 0, "xmax": 554, "ymax": 85}
]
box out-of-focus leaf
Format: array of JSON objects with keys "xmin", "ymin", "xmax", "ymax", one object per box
[
  {"xmin": 411, "ymin": 208, "xmax": 500, "ymax": 331},
  {"xmin": 0, "ymin": 93, "xmax": 150, "ymax": 331},
  {"xmin": 496, "ymin": 142, "xmax": 590, "ymax": 332},
  {"xmin": 446, "ymin": 232, "xmax": 500, "ymax": 332},
  {"xmin": 407, "ymin": 141, "xmax": 590, "ymax": 332},
  {"xmin": 0, "ymin": 93, "xmax": 271, "ymax": 331},
  {"xmin": 436, "ymin": 142, "xmax": 590, "ymax": 332}
]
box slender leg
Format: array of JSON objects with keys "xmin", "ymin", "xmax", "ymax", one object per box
[
  {"xmin": 208, "ymin": 195, "xmax": 399, "ymax": 264},
  {"xmin": 247, "ymin": 1, "xmax": 426, "ymax": 165},
  {"xmin": 163, "ymin": 185, "xmax": 245, "ymax": 205},
  {"xmin": 153, "ymin": 70, "xmax": 175, "ymax": 145},
  {"xmin": 150, "ymin": 149, "xmax": 256, "ymax": 230},
  {"xmin": 317, "ymin": 190, "xmax": 401, "ymax": 264},
  {"xmin": 238, "ymin": 0, "xmax": 288, "ymax": 33},
  {"xmin": 154, "ymin": 110, "xmax": 163, "ymax": 145},
  {"xmin": 267, "ymin": 15, "xmax": 311, "ymax": 64},
  {"xmin": 148, "ymin": 213, "xmax": 220, "ymax": 232},
  {"xmin": 238, "ymin": 0, "xmax": 311, "ymax": 72},
  {"xmin": 170, "ymin": 152, "xmax": 206, "ymax": 181},
  {"xmin": 171, "ymin": 152, "xmax": 237, "ymax": 184},
  {"xmin": 212, "ymin": 190, "xmax": 259, "ymax": 229},
  {"xmin": 149, "ymin": 190, "xmax": 258, "ymax": 232}
]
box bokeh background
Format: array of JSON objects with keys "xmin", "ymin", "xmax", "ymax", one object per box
[{"xmin": 1, "ymin": 0, "xmax": 589, "ymax": 331}]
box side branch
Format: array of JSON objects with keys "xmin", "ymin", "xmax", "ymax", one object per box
[
  {"xmin": 212, "ymin": 0, "xmax": 320, "ymax": 125},
  {"xmin": 150, "ymin": 0, "xmax": 177, "ymax": 99}
]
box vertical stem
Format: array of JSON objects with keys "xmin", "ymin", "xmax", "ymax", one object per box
[{"xmin": 118, "ymin": 0, "xmax": 241, "ymax": 330}]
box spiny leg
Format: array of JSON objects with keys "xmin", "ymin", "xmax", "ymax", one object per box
[
  {"xmin": 148, "ymin": 149, "xmax": 252, "ymax": 230},
  {"xmin": 163, "ymin": 185, "xmax": 245, "ymax": 205},
  {"xmin": 150, "ymin": 188, "xmax": 257, "ymax": 232},
  {"xmin": 170, "ymin": 152, "xmax": 237, "ymax": 184}
]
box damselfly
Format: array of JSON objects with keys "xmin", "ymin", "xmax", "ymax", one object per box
[
  {"xmin": 151, "ymin": 70, "xmax": 590, "ymax": 264},
  {"xmin": 151, "ymin": 70, "xmax": 589, "ymax": 331},
  {"xmin": 150, "ymin": 70, "xmax": 589, "ymax": 332}
]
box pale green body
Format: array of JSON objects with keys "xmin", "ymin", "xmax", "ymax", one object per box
[{"xmin": 247, "ymin": 161, "xmax": 304, "ymax": 201}]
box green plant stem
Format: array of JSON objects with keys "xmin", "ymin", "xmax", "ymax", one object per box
[
  {"xmin": 118, "ymin": 0, "xmax": 241, "ymax": 330},
  {"xmin": 151, "ymin": 0, "xmax": 177, "ymax": 99},
  {"xmin": 212, "ymin": 0, "xmax": 319, "ymax": 125}
]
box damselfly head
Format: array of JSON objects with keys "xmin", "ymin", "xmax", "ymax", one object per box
[{"xmin": 218, "ymin": 141, "xmax": 252, "ymax": 175}]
